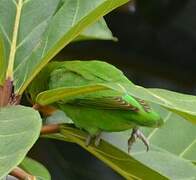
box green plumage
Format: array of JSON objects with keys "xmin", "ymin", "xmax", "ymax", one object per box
[{"xmin": 47, "ymin": 61, "xmax": 163, "ymax": 136}]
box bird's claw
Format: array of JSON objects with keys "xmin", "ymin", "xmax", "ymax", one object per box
[
  {"xmin": 85, "ymin": 132, "xmax": 102, "ymax": 147},
  {"xmin": 94, "ymin": 133, "xmax": 102, "ymax": 146},
  {"xmin": 128, "ymin": 128, "xmax": 149, "ymax": 153},
  {"xmin": 85, "ymin": 134, "xmax": 92, "ymax": 146}
]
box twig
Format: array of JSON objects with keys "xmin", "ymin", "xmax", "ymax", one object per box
[
  {"xmin": 9, "ymin": 167, "xmax": 35, "ymax": 180},
  {"xmin": 33, "ymin": 104, "xmax": 57, "ymax": 116},
  {"xmin": 32, "ymin": 104, "xmax": 40, "ymax": 110},
  {"xmin": 41, "ymin": 124, "xmax": 60, "ymax": 135}
]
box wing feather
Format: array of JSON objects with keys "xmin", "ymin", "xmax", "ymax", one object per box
[{"xmin": 69, "ymin": 96, "xmax": 139, "ymax": 112}]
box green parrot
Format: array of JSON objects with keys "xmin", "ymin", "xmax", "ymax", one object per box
[{"xmin": 30, "ymin": 60, "xmax": 163, "ymax": 151}]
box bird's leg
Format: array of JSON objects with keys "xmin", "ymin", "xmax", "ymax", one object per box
[
  {"xmin": 94, "ymin": 132, "xmax": 102, "ymax": 147},
  {"xmin": 128, "ymin": 128, "xmax": 149, "ymax": 153},
  {"xmin": 85, "ymin": 132, "xmax": 102, "ymax": 147},
  {"xmin": 128, "ymin": 128, "xmax": 137, "ymax": 153},
  {"xmin": 85, "ymin": 134, "xmax": 92, "ymax": 146}
]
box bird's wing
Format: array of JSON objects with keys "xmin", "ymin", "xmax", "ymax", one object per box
[{"xmin": 69, "ymin": 96, "xmax": 139, "ymax": 112}]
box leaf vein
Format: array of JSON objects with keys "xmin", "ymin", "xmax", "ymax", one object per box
[
  {"xmin": 71, "ymin": 0, "xmax": 80, "ymax": 27},
  {"xmin": 11, "ymin": 0, "xmax": 17, "ymax": 6},
  {"xmin": 147, "ymin": 112, "xmax": 172, "ymax": 140},
  {"xmin": 16, "ymin": 18, "xmax": 50, "ymax": 50},
  {"xmin": 140, "ymin": 86, "xmax": 173, "ymax": 106},
  {"xmin": 0, "ymin": 25, "xmax": 11, "ymax": 44},
  {"xmin": 0, "ymin": 128, "xmax": 35, "ymax": 137},
  {"xmin": 179, "ymin": 139, "xmax": 196, "ymax": 157}
]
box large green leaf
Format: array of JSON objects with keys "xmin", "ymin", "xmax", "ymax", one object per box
[
  {"xmin": 45, "ymin": 127, "xmax": 166, "ymax": 180},
  {"xmin": 121, "ymin": 84, "xmax": 196, "ymax": 124},
  {"xmin": 103, "ymin": 104, "xmax": 196, "ymax": 179},
  {"xmin": 76, "ymin": 18, "xmax": 116, "ymax": 41},
  {"xmin": 13, "ymin": 0, "xmax": 129, "ymax": 94},
  {"xmin": 56, "ymin": 0, "xmax": 115, "ymax": 41},
  {"xmin": 0, "ymin": 1, "xmax": 116, "ymax": 86},
  {"xmin": 142, "ymin": 104, "xmax": 196, "ymax": 163},
  {"xmin": 19, "ymin": 157, "xmax": 51, "ymax": 180},
  {"xmin": 36, "ymin": 84, "xmax": 110, "ymax": 105},
  {"xmin": 0, "ymin": 0, "xmax": 60, "ymax": 80},
  {"xmin": 44, "ymin": 105, "xmax": 196, "ymax": 179},
  {"xmin": 0, "ymin": 106, "xmax": 42, "ymax": 179}
]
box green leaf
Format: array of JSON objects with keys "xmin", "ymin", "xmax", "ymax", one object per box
[
  {"xmin": 0, "ymin": 34, "xmax": 6, "ymax": 85},
  {"xmin": 0, "ymin": 0, "xmax": 60, "ymax": 80},
  {"xmin": 143, "ymin": 105, "xmax": 196, "ymax": 163},
  {"xmin": 36, "ymin": 84, "xmax": 110, "ymax": 105},
  {"xmin": 103, "ymin": 104, "xmax": 196, "ymax": 179},
  {"xmin": 44, "ymin": 105, "xmax": 196, "ymax": 179},
  {"xmin": 0, "ymin": 105, "xmax": 42, "ymax": 179},
  {"xmin": 19, "ymin": 157, "xmax": 51, "ymax": 180},
  {"xmin": 44, "ymin": 125, "xmax": 166, "ymax": 180},
  {"xmin": 13, "ymin": 0, "xmax": 129, "ymax": 94},
  {"xmin": 76, "ymin": 18, "xmax": 116, "ymax": 41},
  {"xmin": 122, "ymin": 84, "xmax": 196, "ymax": 124}
]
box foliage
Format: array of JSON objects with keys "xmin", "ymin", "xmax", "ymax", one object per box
[
  {"xmin": 44, "ymin": 104, "xmax": 196, "ymax": 180},
  {"xmin": 0, "ymin": 106, "xmax": 41, "ymax": 179},
  {"xmin": 0, "ymin": 0, "xmax": 195, "ymax": 179}
]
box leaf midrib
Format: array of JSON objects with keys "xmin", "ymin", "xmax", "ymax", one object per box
[{"xmin": 6, "ymin": 0, "xmax": 23, "ymax": 80}]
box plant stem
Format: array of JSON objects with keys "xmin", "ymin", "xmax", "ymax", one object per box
[
  {"xmin": 0, "ymin": 78, "xmax": 21, "ymax": 106},
  {"xmin": 33, "ymin": 104, "xmax": 57, "ymax": 116},
  {"xmin": 0, "ymin": 78, "xmax": 13, "ymax": 106},
  {"xmin": 10, "ymin": 167, "xmax": 35, "ymax": 180}
]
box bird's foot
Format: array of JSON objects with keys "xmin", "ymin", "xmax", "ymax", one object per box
[
  {"xmin": 128, "ymin": 128, "xmax": 149, "ymax": 153},
  {"xmin": 85, "ymin": 134, "xmax": 92, "ymax": 146},
  {"xmin": 85, "ymin": 132, "xmax": 102, "ymax": 147},
  {"xmin": 94, "ymin": 132, "xmax": 102, "ymax": 146}
]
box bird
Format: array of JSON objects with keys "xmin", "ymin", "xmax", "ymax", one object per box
[{"xmin": 30, "ymin": 60, "xmax": 163, "ymax": 152}]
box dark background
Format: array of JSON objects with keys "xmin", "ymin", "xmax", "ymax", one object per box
[{"xmin": 30, "ymin": 1, "xmax": 196, "ymax": 179}]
